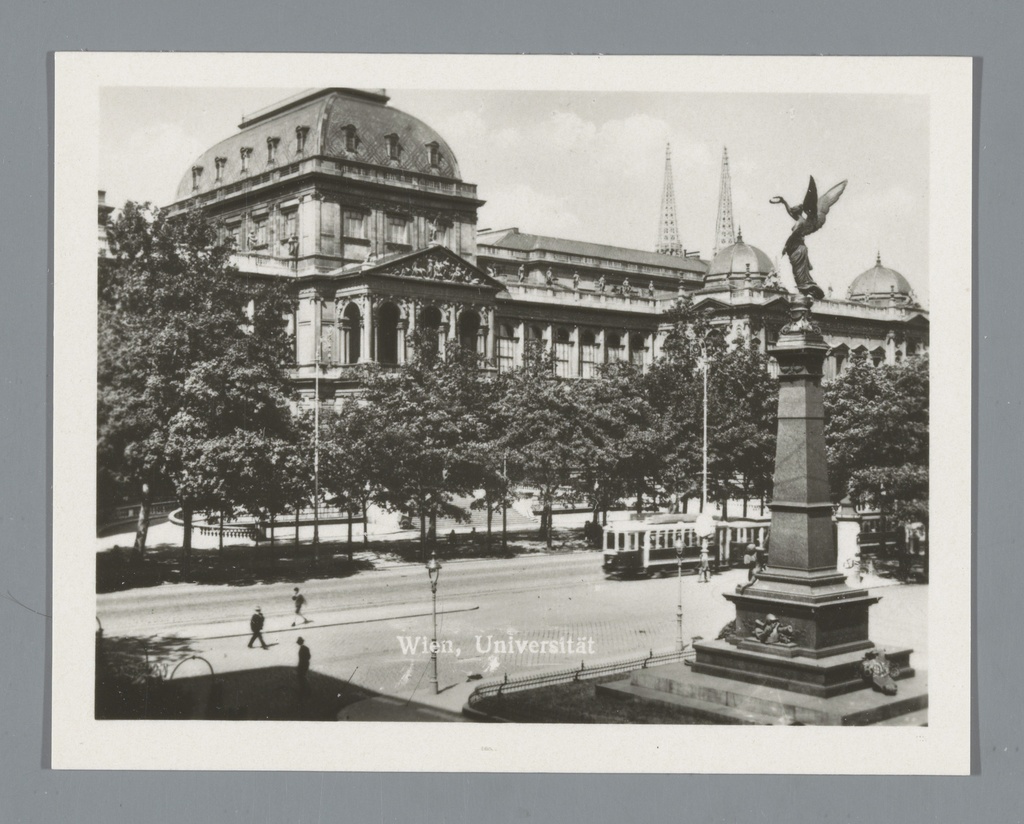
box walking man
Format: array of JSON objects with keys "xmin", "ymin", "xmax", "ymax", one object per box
[
  {"xmin": 248, "ymin": 606, "xmax": 269, "ymax": 649},
  {"xmin": 296, "ymin": 637, "xmax": 311, "ymax": 698},
  {"xmin": 291, "ymin": 587, "xmax": 311, "ymax": 626},
  {"xmin": 698, "ymin": 545, "xmax": 711, "ymax": 583}
]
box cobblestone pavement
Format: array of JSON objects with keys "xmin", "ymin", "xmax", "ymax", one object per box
[{"xmin": 97, "ymin": 553, "xmax": 927, "ymax": 720}]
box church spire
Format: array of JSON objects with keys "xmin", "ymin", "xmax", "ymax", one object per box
[
  {"xmin": 713, "ymin": 147, "xmax": 736, "ymax": 256},
  {"xmin": 655, "ymin": 144, "xmax": 684, "ymax": 256}
]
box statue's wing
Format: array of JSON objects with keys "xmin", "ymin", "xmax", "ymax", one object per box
[
  {"xmin": 802, "ymin": 176, "xmax": 818, "ymax": 218},
  {"xmin": 817, "ymin": 180, "xmax": 848, "ymax": 224}
]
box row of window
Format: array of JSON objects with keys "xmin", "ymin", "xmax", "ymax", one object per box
[{"xmin": 191, "ymin": 127, "xmax": 446, "ymax": 190}]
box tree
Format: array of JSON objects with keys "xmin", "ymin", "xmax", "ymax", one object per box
[
  {"xmin": 709, "ymin": 335, "xmax": 778, "ymax": 515},
  {"xmin": 496, "ymin": 342, "xmax": 597, "ymax": 550},
  {"xmin": 98, "ymin": 202, "xmax": 293, "ymax": 574},
  {"xmin": 320, "ymin": 397, "xmax": 388, "ymax": 558},
  {"xmin": 648, "ymin": 296, "xmax": 778, "ymax": 516},
  {"xmin": 361, "ymin": 334, "xmax": 484, "ymax": 557},
  {"xmin": 824, "ymin": 354, "xmax": 929, "ymax": 526}
]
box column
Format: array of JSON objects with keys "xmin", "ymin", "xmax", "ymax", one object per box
[
  {"xmin": 570, "ymin": 325, "xmax": 580, "ymax": 377},
  {"xmin": 359, "ymin": 297, "xmax": 372, "ymax": 363},
  {"xmin": 396, "ymin": 319, "xmax": 408, "ymax": 365},
  {"xmin": 485, "ymin": 308, "xmax": 496, "ymax": 363},
  {"xmin": 598, "ymin": 329, "xmax": 607, "ymax": 366},
  {"xmin": 405, "ymin": 303, "xmax": 417, "ymax": 360},
  {"xmin": 477, "ymin": 325, "xmax": 488, "ymax": 360},
  {"xmin": 339, "ymin": 319, "xmax": 351, "ymax": 364},
  {"xmin": 515, "ymin": 320, "xmax": 525, "ymax": 368}
]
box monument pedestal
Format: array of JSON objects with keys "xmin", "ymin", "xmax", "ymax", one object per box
[{"xmin": 604, "ymin": 297, "xmax": 924, "ymax": 724}]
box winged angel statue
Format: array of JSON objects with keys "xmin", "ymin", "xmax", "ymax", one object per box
[{"xmin": 770, "ymin": 177, "xmax": 847, "ymax": 301}]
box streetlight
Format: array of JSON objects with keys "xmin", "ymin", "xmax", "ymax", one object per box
[
  {"xmin": 674, "ymin": 539, "xmax": 685, "ymax": 651},
  {"xmin": 426, "ymin": 550, "xmax": 442, "ymax": 693},
  {"xmin": 698, "ymin": 343, "xmax": 710, "ymax": 513}
]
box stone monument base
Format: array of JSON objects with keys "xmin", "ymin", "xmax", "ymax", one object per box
[{"xmin": 597, "ymin": 663, "xmax": 928, "ymax": 726}]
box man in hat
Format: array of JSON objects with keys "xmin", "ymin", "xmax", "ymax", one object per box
[
  {"xmin": 291, "ymin": 587, "xmax": 311, "ymax": 626},
  {"xmin": 248, "ymin": 606, "xmax": 268, "ymax": 649},
  {"xmin": 296, "ymin": 637, "xmax": 311, "ymax": 698}
]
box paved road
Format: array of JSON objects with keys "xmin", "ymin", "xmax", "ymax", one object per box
[{"xmin": 97, "ymin": 552, "xmax": 927, "ymax": 718}]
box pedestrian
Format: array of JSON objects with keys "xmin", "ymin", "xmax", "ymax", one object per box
[
  {"xmin": 248, "ymin": 606, "xmax": 268, "ymax": 649},
  {"xmin": 698, "ymin": 545, "xmax": 711, "ymax": 583},
  {"xmin": 291, "ymin": 586, "xmax": 311, "ymax": 626},
  {"xmin": 296, "ymin": 637, "xmax": 311, "ymax": 697}
]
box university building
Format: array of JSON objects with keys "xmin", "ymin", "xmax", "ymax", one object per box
[{"xmin": 150, "ymin": 87, "xmax": 928, "ymax": 403}]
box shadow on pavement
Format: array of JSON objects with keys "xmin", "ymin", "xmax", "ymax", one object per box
[{"xmin": 95, "ymin": 632, "xmax": 466, "ymax": 722}]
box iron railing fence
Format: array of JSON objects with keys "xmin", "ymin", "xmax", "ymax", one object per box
[{"xmin": 467, "ymin": 647, "xmax": 695, "ymax": 705}]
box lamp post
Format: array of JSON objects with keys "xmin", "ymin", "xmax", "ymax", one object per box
[
  {"xmin": 426, "ymin": 551, "xmax": 442, "ymax": 693},
  {"xmin": 700, "ymin": 343, "xmax": 709, "ymax": 513},
  {"xmin": 675, "ymin": 541, "xmax": 685, "ymax": 651}
]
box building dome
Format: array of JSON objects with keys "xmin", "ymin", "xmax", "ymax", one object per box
[
  {"xmin": 707, "ymin": 230, "xmax": 773, "ymax": 280},
  {"xmin": 174, "ymin": 88, "xmax": 462, "ymax": 202},
  {"xmin": 847, "ymin": 253, "xmax": 917, "ymax": 306}
]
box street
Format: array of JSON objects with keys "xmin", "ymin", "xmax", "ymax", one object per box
[{"xmin": 96, "ymin": 552, "xmax": 927, "ymax": 720}]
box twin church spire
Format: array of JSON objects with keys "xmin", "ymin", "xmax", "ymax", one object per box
[{"xmin": 655, "ymin": 144, "xmax": 736, "ymax": 259}]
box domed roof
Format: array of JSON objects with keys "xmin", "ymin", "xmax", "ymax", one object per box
[
  {"xmin": 174, "ymin": 88, "xmax": 462, "ymax": 202},
  {"xmin": 708, "ymin": 230, "xmax": 773, "ymax": 278},
  {"xmin": 847, "ymin": 253, "xmax": 916, "ymax": 305}
]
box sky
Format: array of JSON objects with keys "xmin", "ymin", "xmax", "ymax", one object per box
[{"xmin": 100, "ymin": 87, "xmax": 930, "ymax": 303}]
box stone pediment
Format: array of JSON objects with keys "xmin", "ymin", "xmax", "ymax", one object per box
[{"xmin": 361, "ymin": 245, "xmax": 503, "ymax": 290}]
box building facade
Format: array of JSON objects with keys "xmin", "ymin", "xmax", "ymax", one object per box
[{"xmin": 154, "ymin": 87, "xmax": 928, "ymax": 403}]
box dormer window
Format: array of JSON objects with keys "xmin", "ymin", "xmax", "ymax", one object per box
[
  {"xmin": 343, "ymin": 125, "xmax": 358, "ymax": 153},
  {"xmin": 426, "ymin": 141, "xmax": 441, "ymax": 167},
  {"xmin": 295, "ymin": 126, "xmax": 309, "ymax": 154},
  {"xmin": 239, "ymin": 146, "xmax": 252, "ymax": 174},
  {"xmin": 385, "ymin": 133, "xmax": 400, "ymax": 161},
  {"xmin": 266, "ymin": 136, "xmax": 279, "ymax": 165},
  {"xmin": 214, "ymin": 156, "xmax": 226, "ymax": 182},
  {"xmin": 191, "ymin": 165, "xmax": 203, "ymax": 191}
]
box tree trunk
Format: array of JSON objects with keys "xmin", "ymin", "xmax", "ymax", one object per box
[
  {"xmin": 635, "ymin": 485, "xmax": 643, "ymax": 516},
  {"xmin": 218, "ymin": 508, "xmax": 225, "ymax": 556},
  {"xmin": 742, "ymin": 479, "xmax": 749, "ymax": 518},
  {"xmin": 486, "ymin": 496, "xmax": 493, "ymax": 550},
  {"xmin": 348, "ymin": 504, "xmax": 354, "ymax": 546},
  {"xmin": 420, "ymin": 511, "xmax": 427, "ymax": 561},
  {"xmin": 722, "ymin": 498, "xmax": 729, "ymax": 519},
  {"xmin": 501, "ymin": 498, "xmax": 508, "ymax": 552},
  {"xmin": 181, "ymin": 503, "xmax": 193, "ymax": 580},
  {"xmin": 132, "ymin": 482, "xmax": 151, "ymax": 559},
  {"xmin": 544, "ymin": 502, "xmax": 553, "ymax": 551},
  {"xmin": 682, "ymin": 497, "xmax": 689, "ymax": 514},
  {"xmin": 269, "ymin": 512, "xmax": 276, "ymax": 545},
  {"xmin": 362, "ymin": 498, "xmax": 369, "ymax": 545},
  {"xmin": 295, "ymin": 503, "xmax": 300, "ymax": 545}
]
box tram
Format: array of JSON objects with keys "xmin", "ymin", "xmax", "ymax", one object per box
[{"xmin": 601, "ymin": 515, "xmax": 769, "ymax": 578}]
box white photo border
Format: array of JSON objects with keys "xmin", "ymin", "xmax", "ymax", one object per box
[{"xmin": 52, "ymin": 52, "xmax": 972, "ymax": 774}]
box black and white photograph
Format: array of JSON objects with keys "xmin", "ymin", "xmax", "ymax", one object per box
[{"xmin": 52, "ymin": 53, "xmax": 971, "ymax": 773}]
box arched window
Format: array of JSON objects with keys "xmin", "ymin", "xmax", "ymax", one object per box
[
  {"xmin": 579, "ymin": 329, "xmax": 598, "ymax": 378},
  {"xmin": 417, "ymin": 305, "xmax": 444, "ymax": 356},
  {"xmin": 606, "ymin": 332, "xmax": 623, "ymax": 363},
  {"xmin": 342, "ymin": 303, "xmax": 361, "ymax": 364},
  {"xmin": 554, "ymin": 328, "xmax": 572, "ymax": 377},
  {"xmin": 871, "ymin": 346, "xmax": 885, "ymax": 367},
  {"xmin": 376, "ymin": 303, "xmax": 401, "ymax": 365},
  {"xmin": 497, "ymin": 322, "xmax": 517, "ymax": 372},
  {"xmin": 458, "ymin": 310, "xmax": 482, "ymax": 354},
  {"xmin": 630, "ymin": 332, "xmax": 647, "ymax": 368}
]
